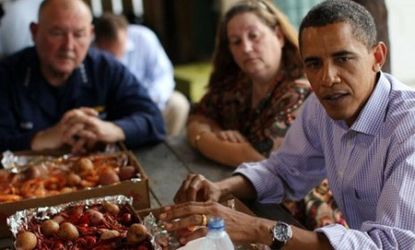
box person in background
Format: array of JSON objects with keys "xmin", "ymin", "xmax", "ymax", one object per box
[
  {"xmin": 0, "ymin": 0, "xmax": 165, "ymax": 153},
  {"xmin": 186, "ymin": 0, "xmax": 309, "ymax": 167},
  {"xmin": 160, "ymin": 0, "xmax": 415, "ymax": 249},
  {"xmin": 0, "ymin": 0, "xmax": 43, "ymax": 57},
  {"xmin": 94, "ymin": 13, "xmax": 190, "ymax": 136}
]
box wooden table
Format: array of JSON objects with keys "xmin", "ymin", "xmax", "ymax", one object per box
[
  {"xmin": 135, "ymin": 135, "xmax": 303, "ymax": 228},
  {"xmin": 0, "ymin": 135, "xmax": 301, "ymax": 248}
]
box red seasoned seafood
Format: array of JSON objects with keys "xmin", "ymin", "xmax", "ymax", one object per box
[
  {"xmin": 0, "ymin": 153, "xmax": 139, "ymax": 203},
  {"xmin": 14, "ymin": 201, "xmax": 153, "ymax": 250}
]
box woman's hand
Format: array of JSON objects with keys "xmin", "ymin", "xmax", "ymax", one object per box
[
  {"xmin": 174, "ymin": 174, "xmax": 222, "ymax": 203},
  {"xmin": 159, "ymin": 201, "xmax": 269, "ymax": 246}
]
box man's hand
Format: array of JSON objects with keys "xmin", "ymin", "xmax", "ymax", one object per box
[
  {"xmin": 61, "ymin": 107, "xmax": 125, "ymax": 153},
  {"xmin": 174, "ymin": 174, "xmax": 223, "ymax": 203},
  {"xmin": 78, "ymin": 117, "xmax": 125, "ymax": 144},
  {"xmin": 31, "ymin": 107, "xmax": 96, "ymax": 152},
  {"xmin": 31, "ymin": 107, "xmax": 125, "ymax": 153},
  {"xmin": 31, "ymin": 122, "xmax": 69, "ymax": 151},
  {"xmin": 159, "ymin": 201, "xmax": 268, "ymax": 245}
]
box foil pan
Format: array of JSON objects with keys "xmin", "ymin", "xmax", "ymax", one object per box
[
  {"xmin": 7, "ymin": 194, "xmax": 133, "ymax": 236},
  {"xmin": 1, "ymin": 144, "xmax": 120, "ymax": 173},
  {"xmin": 1, "ymin": 150, "xmax": 56, "ymax": 173},
  {"xmin": 1, "ymin": 150, "xmax": 141, "ymax": 188},
  {"xmin": 7, "ymin": 194, "xmax": 159, "ymax": 249}
]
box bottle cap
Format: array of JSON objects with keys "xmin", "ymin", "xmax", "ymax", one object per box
[{"xmin": 207, "ymin": 217, "xmax": 225, "ymax": 230}]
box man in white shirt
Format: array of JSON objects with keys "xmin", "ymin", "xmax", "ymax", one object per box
[{"xmin": 94, "ymin": 13, "xmax": 190, "ymax": 136}]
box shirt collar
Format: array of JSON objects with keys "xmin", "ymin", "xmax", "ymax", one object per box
[
  {"xmin": 24, "ymin": 47, "xmax": 90, "ymax": 87},
  {"xmin": 350, "ymin": 72, "xmax": 391, "ymax": 135},
  {"xmin": 121, "ymin": 37, "xmax": 134, "ymax": 65},
  {"xmin": 126, "ymin": 37, "xmax": 135, "ymax": 52}
]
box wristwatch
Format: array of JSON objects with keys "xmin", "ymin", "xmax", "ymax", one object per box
[{"xmin": 269, "ymin": 221, "xmax": 293, "ymax": 250}]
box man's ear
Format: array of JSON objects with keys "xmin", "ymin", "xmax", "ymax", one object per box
[
  {"xmin": 372, "ymin": 42, "xmax": 387, "ymax": 72},
  {"xmin": 90, "ymin": 24, "xmax": 95, "ymax": 43},
  {"xmin": 29, "ymin": 22, "xmax": 38, "ymax": 42}
]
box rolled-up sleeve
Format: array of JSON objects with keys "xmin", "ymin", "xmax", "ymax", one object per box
[{"xmin": 234, "ymin": 95, "xmax": 326, "ymax": 203}]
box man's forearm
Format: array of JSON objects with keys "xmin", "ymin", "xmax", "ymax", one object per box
[
  {"xmin": 216, "ymin": 175, "xmax": 257, "ymax": 200},
  {"xmin": 114, "ymin": 111, "xmax": 165, "ymax": 148},
  {"xmin": 286, "ymin": 227, "xmax": 332, "ymax": 250},
  {"xmin": 31, "ymin": 127, "xmax": 61, "ymax": 151}
]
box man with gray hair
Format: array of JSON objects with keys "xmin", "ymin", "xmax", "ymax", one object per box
[
  {"xmin": 94, "ymin": 13, "xmax": 190, "ymax": 137},
  {"xmin": 0, "ymin": 0, "xmax": 165, "ymax": 153}
]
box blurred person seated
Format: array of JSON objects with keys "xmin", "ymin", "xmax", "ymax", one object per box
[
  {"xmin": 94, "ymin": 13, "xmax": 190, "ymax": 136},
  {"xmin": 0, "ymin": 0, "xmax": 165, "ymax": 153},
  {"xmin": 159, "ymin": 1, "xmax": 415, "ymax": 249}
]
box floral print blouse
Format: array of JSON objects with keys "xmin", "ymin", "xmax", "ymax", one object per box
[{"xmin": 192, "ymin": 73, "xmax": 311, "ymax": 156}]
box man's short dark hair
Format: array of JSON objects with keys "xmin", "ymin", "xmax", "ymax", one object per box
[
  {"xmin": 299, "ymin": 0, "xmax": 377, "ymax": 50},
  {"xmin": 94, "ymin": 13, "xmax": 129, "ymax": 44}
]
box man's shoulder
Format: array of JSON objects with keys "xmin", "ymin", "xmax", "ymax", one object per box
[
  {"xmin": 84, "ymin": 48, "xmax": 137, "ymax": 86},
  {"xmin": 86, "ymin": 47, "xmax": 113, "ymax": 61},
  {"xmin": 387, "ymin": 74, "xmax": 415, "ymax": 113},
  {"xmin": 384, "ymin": 74, "xmax": 415, "ymax": 140},
  {"xmin": 127, "ymin": 24, "xmax": 159, "ymax": 43},
  {"xmin": 84, "ymin": 47, "xmax": 124, "ymax": 69},
  {"xmin": 301, "ymin": 93, "xmax": 322, "ymax": 113},
  {"xmin": 127, "ymin": 24, "xmax": 155, "ymax": 36},
  {"xmin": 292, "ymin": 92, "xmax": 328, "ymax": 131},
  {"xmin": 0, "ymin": 47, "xmax": 35, "ymax": 68},
  {"xmin": 0, "ymin": 47, "xmax": 36, "ymax": 84}
]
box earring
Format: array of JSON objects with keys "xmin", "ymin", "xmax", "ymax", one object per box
[{"xmin": 374, "ymin": 64, "xmax": 381, "ymax": 72}]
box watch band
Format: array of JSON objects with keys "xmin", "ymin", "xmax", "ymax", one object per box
[{"xmin": 270, "ymin": 237, "xmax": 285, "ymax": 250}]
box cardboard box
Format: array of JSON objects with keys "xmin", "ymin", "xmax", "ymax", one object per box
[
  {"xmin": 7, "ymin": 195, "xmax": 150, "ymax": 249},
  {"xmin": 0, "ymin": 151, "xmax": 150, "ymax": 238}
]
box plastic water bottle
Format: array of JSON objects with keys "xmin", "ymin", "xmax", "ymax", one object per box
[{"xmin": 203, "ymin": 217, "xmax": 234, "ymax": 250}]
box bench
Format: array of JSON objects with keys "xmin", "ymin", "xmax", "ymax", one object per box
[{"xmin": 174, "ymin": 62, "xmax": 212, "ymax": 103}]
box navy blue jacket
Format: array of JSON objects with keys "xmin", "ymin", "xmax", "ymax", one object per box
[{"xmin": 0, "ymin": 47, "xmax": 165, "ymax": 151}]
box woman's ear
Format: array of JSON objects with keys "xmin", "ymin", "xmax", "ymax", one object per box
[{"xmin": 372, "ymin": 42, "xmax": 387, "ymax": 72}]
